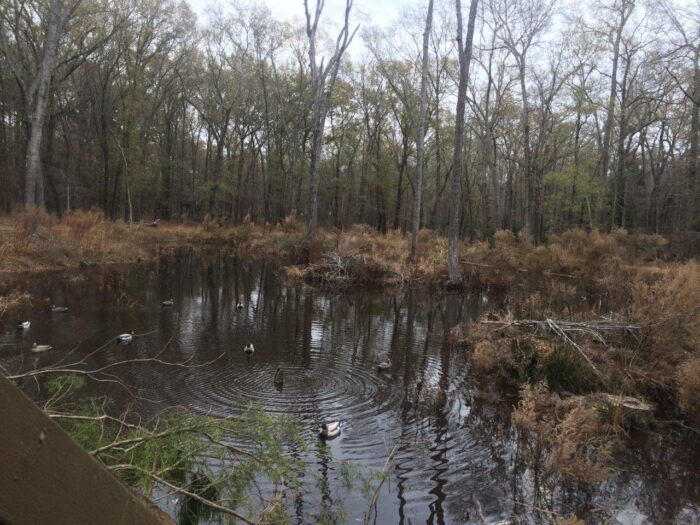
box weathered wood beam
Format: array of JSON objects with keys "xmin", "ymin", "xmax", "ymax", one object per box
[{"xmin": 0, "ymin": 375, "xmax": 174, "ymax": 525}]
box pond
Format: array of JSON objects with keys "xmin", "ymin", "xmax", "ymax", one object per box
[{"xmin": 2, "ymin": 248, "xmax": 699, "ymax": 524}]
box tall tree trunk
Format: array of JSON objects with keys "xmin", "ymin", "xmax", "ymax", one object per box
[
  {"xmin": 517, "ymin": 52, "xmax": 535, "ymax": 238},
  {"xmin": 210, "ymin": 112, "xmax": 230, "ymax": 214},
  {"xmin": 307, "ymin": 84, "xmax": 324, "ymax": 238},
  {"xmin": 599, "ymin": 0, "xmax": 632, "ymax": 182},
  {"xmin": 689, "ymin": 48, "xmax": 699, "ymax": 231},
  {"xmin": 569, "ymin": 99, "xmax": 583, "ymax": 227},
  {"xmin": 447, "ymin": 0, "xmax": 478, "ymax": 285},
  {"xmin": 304, "ymin": 0, "xmax": 357, "ymax": 241},
  {"xmin": 612, "ymin": 63, "xmax": 629, "ymax": 230},
  {"xmin": 393, "ymin": 138, "xmax": 408, "ymax": 231},
  {"xmin": 24, "ymin": 0, "xmax": 67, "ymax": 210},
  {"xmin": 410, "ymin": 0, "xmax": 434, "ymax": 258},
  {"xmin": 44, "ymin": 110, "xmax": 61, "ymax": 214}
]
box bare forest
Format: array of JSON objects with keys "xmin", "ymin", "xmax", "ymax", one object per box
[{"xmin": 1, "ymin": 0, "xmax": 698, "ymax": 250}]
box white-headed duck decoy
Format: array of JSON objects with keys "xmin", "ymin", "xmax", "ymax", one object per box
[
  {"xmin": 51, "ymin": 305, "xmax": 68, "ymax": 313},
  {"xmin": 31, "ymin": 343, "xmax": 52, "ymax": 353},
  {"xmin": 377, "ymin": 360, "xmax": 391, "ymax": 372},
  {"xmin": 117, "ymin": 331, "xmax": 135, "ymax": 345},
  {"xmin": 274, "ymin": 368, "xmax": 284, "ymax": 384},
  {"xmin": 244, "ymin": 343, "xmax": 254, "ymax": 358},
  {"xmin": 319, "ymin": 421, "xmax": 341, "ymax": 439},
  {"xmin": 236, "ymin": 301, "xmax": 244, "ymax": 310},
  {"xmin": 162, "ymin": 299, "xmax": 174, "ymax": 307},
  {"xmin": 17, "ymin": 321, "xmax": 30, "ymax": 330}
]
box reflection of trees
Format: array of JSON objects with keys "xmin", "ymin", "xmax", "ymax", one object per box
[
  {"xmin": 604, "ymin": 432, "xmax": 700, "ymax": 524},
  {"xmin": 301, "ymin": 291, "xmax": 313, "ymax": 369},
  {"xmin": 8, "ymin": 251, "xmax": 700, "ymax": 524}
]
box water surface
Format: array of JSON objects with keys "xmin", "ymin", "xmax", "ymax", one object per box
[{"xmin": 2, "ymin": 249, "xmax": 699, "ymax": 524}]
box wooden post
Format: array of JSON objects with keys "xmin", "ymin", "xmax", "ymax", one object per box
[{"xmin": 0, "ymin": 375, "xmax": 174, "ymax": 525}]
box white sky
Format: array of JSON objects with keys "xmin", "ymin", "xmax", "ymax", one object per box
[
  {"xmin": 187, "ymin": 0, "xmax": 405, "ymax": 25},
  {"xmin": 186, "ymin": 0, "xmax": 409, "ymax": 56}
]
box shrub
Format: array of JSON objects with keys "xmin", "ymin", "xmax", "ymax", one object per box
[
  {"xmin": 632, "ymin": 261, "xmax": 700, "ymax": 380},
  {"xmin": 63, "ymin": 209, "xmax": 106, "ymax": 235},
  {"xmin": 513, "ymin": 383, "xmax": 616, "ymax": 488},
  {"xmin": 278, "ymin": 212, "xmax": 305, "ymax": 233},
  {"xmin": 12, "ymin": 209, "xmax": 53, "ymax": 254}
]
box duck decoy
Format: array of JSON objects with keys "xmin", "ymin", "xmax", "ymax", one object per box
[
  {"xmin": 51, "ymin": 305, "xmax": 68, "ymax": 313},
  {"xmin": 274, "ymin": 368, "xmax": 284, "ymax": 384},
  {"xmin": 318, "ymin": 421, "xmax": 341, "ymax": 439},
  {"xmin": 161, "ymin": 299, "xmax": 174, "ymax": 307},
  {"xmin": 243, "ymin": 343, "xmax": 254, "ymax": 359},
  {"xmin": 236, "ymin": 302, "xmax": 244, "ymax": 310},
  {"xmin": 117, "ymin": 331, "xmax": 135, "ymax": 345},
  {"xmin": 31, "ymin": 343, "xmax": 52, "ymax": 353},
  {"xmin": 377, "ymin": 360, "xmax": 391, "ymax": 372},
  {"xmin": 17, "ymin": 321, "xmax": 30, "ymax": 330}
]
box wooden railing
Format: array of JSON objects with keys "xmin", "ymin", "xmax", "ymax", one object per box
[{"xmin": 0, "ymin": 375, "xmax": 174, "ymax": 525}]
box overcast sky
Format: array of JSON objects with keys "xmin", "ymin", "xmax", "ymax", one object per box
[
  {"xmin": 186, "ymin": 0, "xmax": 408, "ymax": 57},
  {"xmin": 187, "ymin": 0, "xmax": 405, "ymax": 26}
]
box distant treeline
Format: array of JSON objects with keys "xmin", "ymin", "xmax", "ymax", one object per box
[{"xmin": 0, "ymin": 0, "xmax": 698, "ymax": 244}]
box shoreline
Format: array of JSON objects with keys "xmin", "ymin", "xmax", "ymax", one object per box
[{"xmin": 2, "ymin": 211, "xmax": 700, "ymax": 511}]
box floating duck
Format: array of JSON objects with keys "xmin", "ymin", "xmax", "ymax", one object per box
[
  {"xmin": 274, "ymin": 368, "xmax": 284, "ymax": 384},
  {"xmin": 377, "ymin": 360, "xmax": 391, "ymax": 371},
  {"xmin": 244, "ymin": 343, "xmax": 254, "ymax": 358},
  {"xmin": 236, "ymin": 302, "xmax": 244, "ymax": 310},
  {"xmin": 319, "ymin": 421, "xmax": 341, "ymax": 439},
  {"xmin": 161, "ymin": 299, "xmax": 174, "ymax": 307},
  {"xmin": 117, "ymin": 331, "xmax": 135, "ymax": 345},
  {"xmin": 51, "ymin": 305, "xmax": 68, "ymax": 313},
  {"xmin": 31, "ymin": 343, "xmax": 52, "ymax": 353},
  {"xmin": 17, "ymin": 321, "xmax": 30, "ymax": 330}
]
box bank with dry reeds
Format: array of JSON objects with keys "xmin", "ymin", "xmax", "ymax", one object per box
[{"xmin": 2, "ymin": 210, "xmax": 699, "ymax": 506}]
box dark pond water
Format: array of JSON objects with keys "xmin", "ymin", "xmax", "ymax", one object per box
[{"xmin": 2, "ymin": 248, "xmax": 700, "ymax": 524}]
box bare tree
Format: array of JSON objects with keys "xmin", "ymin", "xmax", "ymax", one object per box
[
  {"xmin": 598, "ymin": 0, "xmax": 635, "ymax": 184},
  {"xmin": 447, "ymin": 0, "xmax": 479, "ymax": 285},
  {"xmin": 0, "ymin": 0, "xmax": 77, "ymax": 210},
  {"xmin": 304, "ymin": 0, "xmax": 358, "ymax": 241},
  {"xmin": 661, "ymin": 0, "xmax": 699, "ymax": 232},
  {"xmin": 490, "ymin": 0, "xmax": 556, "ymax": 241},
  {"xmin": 410, "ymin": 0, "xmax": 435, "ymax": 259}
]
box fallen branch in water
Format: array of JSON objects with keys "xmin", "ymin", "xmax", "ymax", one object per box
[
  {"xmin": 7, "ymin": 351, "xmax": 225, "ymax": 381},
  {"xmin": 112, "ymin": 464, "xmax": 256, "ymax": 525},
  {"xmin": 47, "ymin": 413, "xmax": 141, "ymax": 430},
  {"xmin": 545, "ymin": 317, "xmax": 605, "ymax": 384},
  {"xmin": 461, "ymin": 259, "xmax": 579, "ymax": 279},
  {"xmin": 364, "ymin": 444, "xmax": 398, "ymax": 525},
  {"xmin": 477, "ymin": 316, "xmax": 645, "ymax": 385},
  {"xmin": 479, "ymin": 316, "xmax": 641, "ymax": 347}
]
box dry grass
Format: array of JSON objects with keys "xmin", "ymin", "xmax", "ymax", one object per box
[
  {"xmin": 678, "ymin": 358, "xmax": 700, "ymax": 424},
  {"xmin": 460, "ymin": 228, "xmax": 666, "ymax": 309},
  {"xmin": 0, "ymin": 210, "xmax": 207, "ymax": 273},
  {"xmin": 0, "ymin": 214, "xmax": 672, "ymax": 300},
  {"xmin": 462, "ymin": 257, "xmax": 700, "ymax": 464},
  {"xmin": 631, "ymin": 261, "xmax": 700, "ymax": 383},
  {"xmin": 513, "ymin": 382, "xmax": 617, "ymax": 488}
]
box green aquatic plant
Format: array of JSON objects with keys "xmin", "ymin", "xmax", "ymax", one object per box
[
  {"xmin": 44, "ymin": 374, "xmax": 306, "ymax": 524},
  {"xmin": 37, "ymin": 374, "xmax": 387, "ymax": 524}
]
